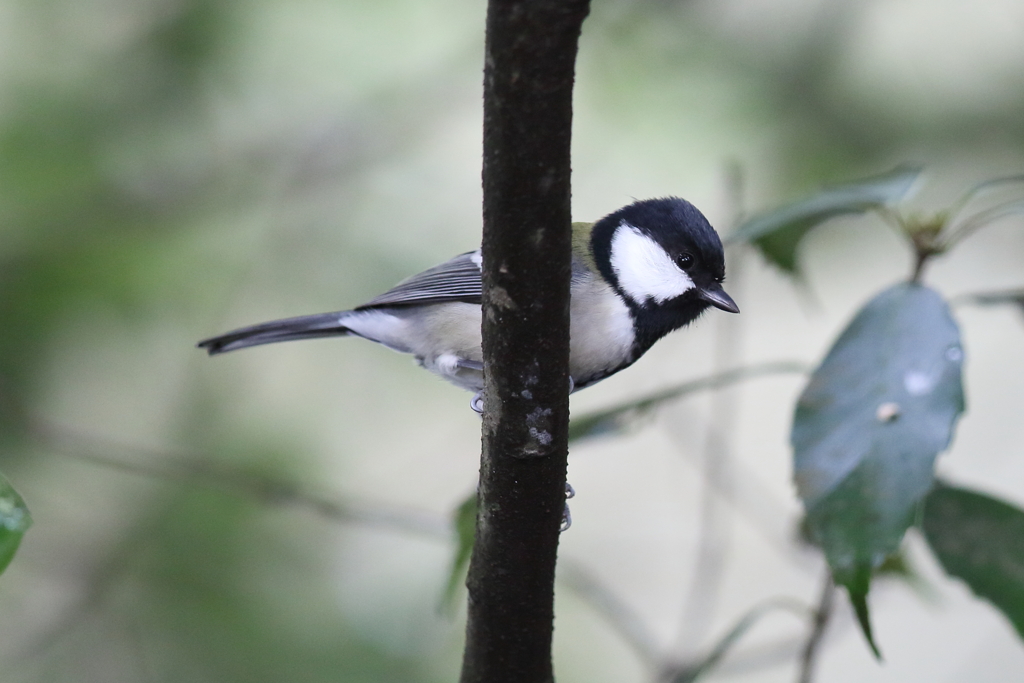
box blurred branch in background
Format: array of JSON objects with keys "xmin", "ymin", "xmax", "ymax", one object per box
[
  {"xmin": 0, "ymin": 378, "xmax": 450, "ymax": 539},
  {"xmin": 673, "ymin": 163, "xmax": 748, "ymax": 656},
  {"xmin": 561, "ymin": 558, "xmax": 818, "ymax": 683},
  {"xmin": 560, "ymin": 559, "xmax": 662, "ymax": 666},
  {"xmin": 663, "ymin": 597, "xmax": 812, "ymax": 683},
  {"xmin": 568, "ymin": 361, "xmax": 809, "ymax": 442}
]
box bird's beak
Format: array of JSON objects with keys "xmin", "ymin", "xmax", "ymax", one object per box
[{"xmin": 699, "ymin": 284, "xmax": 740, "ymax": 313}]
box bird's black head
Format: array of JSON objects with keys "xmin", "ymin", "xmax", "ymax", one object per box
[{"xmin": 591, "ymin": 197, "xmax": 738, "ymax": 353}]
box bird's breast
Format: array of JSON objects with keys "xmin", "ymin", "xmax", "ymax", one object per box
[{"xmin": 568, "ymin": 276, "xmax": 636, "ymax": 388}]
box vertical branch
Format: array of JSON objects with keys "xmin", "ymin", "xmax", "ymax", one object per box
[
  {"xmin": 674, "ymin": 164, "xmax": 747, "ymax": 653},
  {"xmin": 460, "ymin": 2, "xmax": 590, "ymax": 683}
]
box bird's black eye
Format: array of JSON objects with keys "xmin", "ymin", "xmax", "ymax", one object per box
[{"xmin": 675, "ymin": 252, "xmax": 694, "ymax": 270}]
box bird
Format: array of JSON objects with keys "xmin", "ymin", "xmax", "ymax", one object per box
[{"xmin": 198, "ymin": 196, "xmax": 739, "ymax": 412}]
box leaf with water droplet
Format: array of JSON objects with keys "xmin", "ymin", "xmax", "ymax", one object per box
[
  {"xmin": 793, "ymin": 283, "xmax": 964, "ymax": 656},
  {"xmin": 0, "ymin": 471, "xmax": 32, "ymax": 576}
]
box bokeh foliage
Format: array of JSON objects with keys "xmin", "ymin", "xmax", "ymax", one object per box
[{"xmin": 2, "ymin": 0, "xmax": 1023, "ymax": 682}]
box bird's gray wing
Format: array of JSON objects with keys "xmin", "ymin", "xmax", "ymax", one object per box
[
  {"xmin": 198, "ymin": 251, "xmax": 482, "ymax": 355},
  {"xmin": 357, "ymin": 250, "xmax": 482, "ymax": 309}
]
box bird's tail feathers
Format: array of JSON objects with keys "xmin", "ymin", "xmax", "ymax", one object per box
[{"xmin": 198, "ymin": 312, "xmax": 352, "ymax": 355}]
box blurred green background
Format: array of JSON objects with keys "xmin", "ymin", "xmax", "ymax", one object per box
[{"xmin": 1, "ymin": 0, "xmax": 1023, "ymax": 681}]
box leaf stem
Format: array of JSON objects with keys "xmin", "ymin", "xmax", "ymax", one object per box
[
  {"xmin": 910, "ymin": 248, "xmax": 930, "ymax": 284},
  {"xmin": 943, "ymin": 174, "xmax": 1024, "ymax": 228},
  {"xmin": 942, "ymin": 199, "xmax": 1024, "ymax": 250}
]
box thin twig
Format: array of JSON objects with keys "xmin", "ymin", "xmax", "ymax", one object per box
[
  {"xmin": 708, "ymin": 635, "xmax": 805, "ymax": 677},
  {"xmin": 796, "ymin": 572, "xmax": 835, "ymax": 683},
  {"xmin": 562, "ymin": 560, "xmax": 819, "ymax": 683},
  {"xmin": 662, "ymin": 597, "xmax": 811, "ymax": 683},
  {"xmin": 57, "ymin": 437, "xmax": 450, "ymax": 538},
  {"xmin": 569, "ymin": 361, "xmax": 809, "ymax": 442}
]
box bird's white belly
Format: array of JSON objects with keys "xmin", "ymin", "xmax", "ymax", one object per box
[
  {"xmin": 342, "ymin": 283, "xmax": 633, "ymax": 393},
  {"xmin": 342, "ymin": 304, "xmax": 485, "ymax": 391}
]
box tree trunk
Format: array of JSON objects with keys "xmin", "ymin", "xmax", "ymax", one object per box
[{"xmin": 459, "ymin": 1, "xmax": 590, "ymax": 682}]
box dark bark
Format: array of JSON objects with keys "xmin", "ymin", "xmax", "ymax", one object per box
[{"xmin": 459, "ymin": 2, "xmax": 590, "ymax": 682}]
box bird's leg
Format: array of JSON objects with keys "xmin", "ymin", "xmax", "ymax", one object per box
[
  {"xmin": 561, "ymin": 375, "xmax": 576, "ymax": 531},
  {"xmin": 561, "ymin": 482, "xmax": 575, "ymax": 532},
  {"xmin": 472, "ymin": 375, "xmax": 573, "ymax": 415},
  {"xmin": 474, "ymin": 377, "xmax": 575, "ymax": 529},
  {"xmin": 471, "ymin": 374, "xmax": 577, "ymax": 528}
]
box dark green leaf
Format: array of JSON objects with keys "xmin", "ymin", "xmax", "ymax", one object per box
[
  {"xmin": 793, "ymin": 283, "xmax": 964, "ymax": 655},
  {"xmin": 0, "ymin": 471, "xmax": 32, "ymax": 576},
  {"xmin": 797, "ymin": 519, "xmax": 937, "ymax": 598},
  {"xmin": 568, "ymin": 361, "xmax": 807, "ymax": 443},
  {"xmin": 846, "ymin": 564, "xmax": 881, "ymax": 659},
  {"xmin": 731, "ymin": 166, "xmax": 921, "ymax": 273},
  {"xmin": 922, "ymin": 483, "xmax": 1024, "ymax": 640},
  {"xmin": 440, "ymin": 492, "xmax": 477, "ymax": 611}
]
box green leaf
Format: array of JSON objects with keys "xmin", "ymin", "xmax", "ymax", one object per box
[
  {"xmin": 793, "ymin": 283, "xmax": 964, "ymax": 655},
  {"xmin": 568, "ymin": 361, "xmax": 807, "ymax": 443},
  {"xmin": 846, "ymin": 564, "xmax": 881, "ymax": 659},
  {"xmin": 731, "ymin": 166, "xmax": 921, "ymax": 273},
  {"xmin": 922, "ymin": 483, "xmax": 1024, "ymax": 640},
  {"xmin": 0, "ymin": 471, "xmax": 32, "ymax": 576},
  {"xmin": 440, "ymin": 492, "xmax": 477, "ymax": 612}
]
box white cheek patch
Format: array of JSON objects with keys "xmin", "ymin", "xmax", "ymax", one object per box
[{"xmin": 610, "ymin": 223, "xmax": 695, "ymax": 304}]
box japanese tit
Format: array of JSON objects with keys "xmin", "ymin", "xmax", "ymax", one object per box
[{"xmin": 199, "ymin": 197, "xmax": 738, "ymax": 403}]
